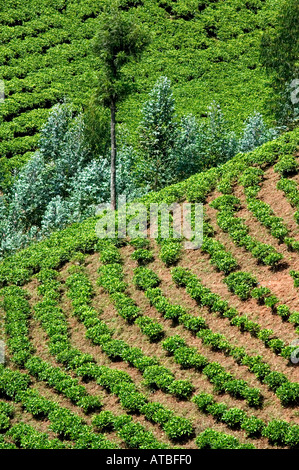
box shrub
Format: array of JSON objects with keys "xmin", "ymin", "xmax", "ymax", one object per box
[
  {"xmin": 198, "ymin": 329, "xmax": 231, "ymax": 353},
  {"xmin": 129, "ymin": 238, "xmax": 150, "ymax": 249},
  {"xmin": 100, "ymin": 340, "xmax": 130, "ymax": 361},
  {"xmin": 131, "ymin": 249, "xmax": 154, "ymax": 265},
  {"xmin": 192, "ymin": 393, "xmax": 214, "ymax": 412},
  {"xmin": 171, "ymin": 267, "xmax": 192, "ymax": 286},
  {"xmin": 167, "ymin": 380, "xmax": 194, "ymax": 400},
  {"xmin": 239, "ymin": 167, "xmax": 264, "ymax": 187},
  {"xmin": 221, "ymin": 408, "xmax": 246, "ymax": 429},
  {"xmin": 77, "ymin": 396, "xmax": 102, "ymax": 414},
  {"xmin": 174, "ymin": 346, "xmax": 208, "ymax": 370},
  {"xmin": 92, "ymin": 411, "xmax": 115, "ymax": 432},
  {"xmin": 112, "ymin": 293, "xmax": 141, "ymax": 323},
  {"xmin": 141, "ymin": 403, "xmax": 173, "ymax": 425},
  {"xmin": 162, "ymin": 416, "xmax": 193, "ymax": 441},
  {"xmin": 100, "ymin": 244, "xmax": 122, "ymax": 264},
  {"xmin": 143, "ymin": 365, "xmax": 174, "ymax": 391},
  {"xmin": 263, "ymin": 420, "xmax": 290, "ymax": 446},
  {"xmin": 178, "ymin": 313, "xmax": 207, "ymax": 333},
  {"xmin": 264, "ymin": 295, "xmax": 279, "ymax": 310},
  {"xmin": 162, "ymin": 335, "xmax": 186, "ymax": 354},
  {"xmin": 241, "ymin": 416, "xmax": 265, "ymax": 438},
  {"xmin": 133, "ymin": 267, "xmax": 160, "ymax": 290},
  {"xmin": 159, "ymin": 240, "xmax": 181, "ymax": 266},
  {"xmin": 119, "ymin": 391, "xmax": 147, "ymax": 413},
  {"xmin": 244, "ymin": 388, "xmax": 263, "ymax": 408},
  {"xmin": 263, "ymin": 371, "xmax": 288, "ymax": 391},
  {"xmin": 274, "ymin": 155, "xmax": 298, "ymax": 176},
  {"xmin": 268, "ymin": 338, "xmax": 285, "ymax": 354},
  {"xmin": 196, "ymin": 429, "xmax": 255, "ymax": 449},
  {"xmin": 135, "ymin": 316, "xmax": 164, "ymax": 342},
  {"xmin": 290, "ymin": 270, "xmax": 299, "ymax": 288},
  {"xmin": 207, "ymin": 402, "xmax": 228, "ymax": 421},
  {"xmin": 276, "ymin": 304, "xmax": 291, "ymax": 320},
  {"xmin": 276, "ymin": 382, "xmax": 299, "ymax": 407},
  {"xmin": 224, "ymin": 272, "xmax": 257, "ymax": 300}
]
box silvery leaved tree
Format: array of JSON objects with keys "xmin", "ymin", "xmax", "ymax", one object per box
[{"xmin": 138, "ymin": 76, "xmax": 179, "ymax": 191}]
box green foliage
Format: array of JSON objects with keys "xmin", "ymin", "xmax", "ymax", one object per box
[
  {"xmin": 196, "ymin": 429, "xmax": 255, "ymax": 449},
  {"xmin": 274, "ymin": 155, "xmax": 299, "ymax": 176},
  {"xmin": 111, "ymin": 292, "xmax": 141, "ymax": 322},
  {"xmin": 167, "ymin": 380, "xmax": 194, "ymax": 400},
  {"xmin": 276, "ymin": 382, "xmax": 299, "ymax": 407},
  {"xmin": 162, "ymin": 335, "xmax": 186, "ymax": 355},
  {"xmin": 162, "ymin": 416, "xmax": 193, "ymax": 442},
  {"xmin": 92, "ymin": 411, "xmax": 115, "ymax": 432},
  {"xmin": 192, "ymin": 393, "xmax": 214, "ymax": 413},
  {"xmin": 141, "ymin": 402, "xmax": 173, "ymax": 425},
  {"xmin": 224, "ymin": 272, "xmax": 257, "ymax": 300},
  {"xmin": 159, "ymin": 239, "xmax": 182, "ymax": 267},
  {"xmin": 241, "ymin": 416, "xmax": 265, "ymax": 438},
  {"xmin": 131, "ymin": 249, "xmax": 154, "ymax": 265},
  {"xmin": 290, "ymin": 270, "xmax": 299, "ymax": 288},
  {"xmin": 262, "ymin": 420, "xmax": 291, "ymax": 446},
  {"xmin": 260, "ymin": 0, "xmax": 299, "ymax": 124},
  {"xmin": 143, "ymin": 365, "xmax": 174, "ymax": 392},
  {"xmin": 93, "ymin": 1, "xmax": 150, "ymax": 106},
  {"xmin": 251, "ymin": 286, "xmax": 271, "ymax": 304},
  {"xmin": 138, "ymin": 76, "xmax": 178, "ymax": 191},
  {"xmin": 221, "ymin": 408, "xmax": 246, "ymax": 429},
  {"xmin": 100, "ymin": 244, "xmax": 122, "ymax": 264},
  {"xmin": 133, "ymin": 266, "xmax": 160, "ymax": 290},
  {"xmin": 135, "ymin": 316, "xmax": 164, "ymax": 342}
]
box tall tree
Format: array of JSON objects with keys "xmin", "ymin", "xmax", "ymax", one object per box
[
  {"xmin": 260, "ymin": 0, "xmax": 299, "ymax": 125},
  {"xmin": 138, "ymin": 76, "xmax": 178, "ymax": 191},
  {"xmin": 93, "ymin": 1, "xmax": 149, "ymax": 210}
]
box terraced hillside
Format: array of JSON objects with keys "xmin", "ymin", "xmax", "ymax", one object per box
[
  {"xmin": 0, "ymin": 0, "xmax": 278, "ymax": 186},
  {"xmin": 0, "ymin": 130, "xmax": 299, "ymax": 449}
]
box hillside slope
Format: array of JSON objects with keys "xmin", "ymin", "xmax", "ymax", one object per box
[
  {"xmin": 0, "ymin": 0, "xmax": 279, "ymax": 185},
  {"xmin": 0, "ymin": 129, "xmax": 299, "ymax": 449}
]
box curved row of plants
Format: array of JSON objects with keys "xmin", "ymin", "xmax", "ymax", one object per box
[
  {"xmin": 37, "ymin": 265, "xmax": 193, "ymax": 444},
  {"xmin": 127, "ymin": 234, "xmax": 299, "ymax": 408},
  {"xmin": 103, "ymin": 240, "xmax": 299, "ymax": 447},
  {"xmin": 170, "ymin": 267, "xmax": 299, "ymax": 407},
  {"xmin": 192, "ymin": 392, "xmax": 299, "ymax": 448},
  {"xmin": 0, "ymin": 280, "xmax": 173, "ymax": 449},
  {"xmin": 240, "ymin": 163, "xmax": 299, "ymax": 251},
  {"xmin": 95, "ymin": 240, "xmax": 263, "ymax": 408},
  {"xmin": 210, "ymin": 193, "xmax": 284, "ymax": 267}
]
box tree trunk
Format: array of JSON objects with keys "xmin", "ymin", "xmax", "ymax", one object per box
[{"xmin": 110, "ymin": 100, "xmax": 116, "ymax": 211}]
